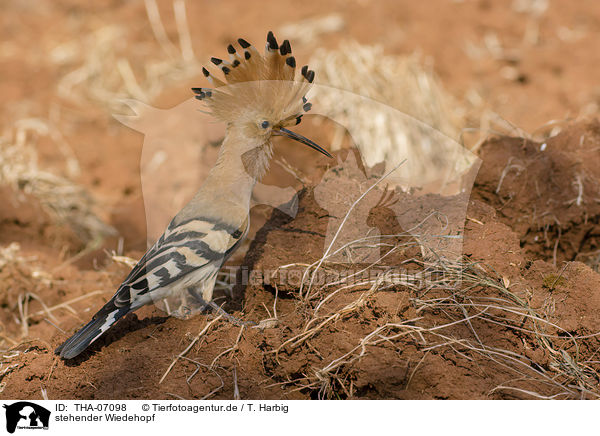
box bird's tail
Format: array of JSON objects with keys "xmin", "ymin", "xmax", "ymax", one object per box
[{"xmin": 55, "ymin": 303, "xmax": 130, "ymax": 359}]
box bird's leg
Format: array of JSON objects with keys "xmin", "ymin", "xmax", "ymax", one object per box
[
  {"xmin": 186, "ymin": 287, "xmax": 255, "ymax": 327},
  {"xmin": 207, "ymin": 300, "xmax": 257, "ymax": 327}
]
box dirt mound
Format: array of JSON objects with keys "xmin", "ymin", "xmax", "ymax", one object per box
[
  {"xmin": 3, "ymin": 122, "xmax": 600, "ymax": 400},
  {"xmin": 0, "ymin": 187, "xmax": 80, "ymax": 252},
  {"xmin": 3, "ymin": 0, "xmax": 600, "ymax": 401},
  {"xmin": 473, "ymin": 120, "xmax": 600, "ymax": 268}
]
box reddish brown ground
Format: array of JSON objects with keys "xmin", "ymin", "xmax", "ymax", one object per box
[{"xmin": 1, "ymin": 1, "xmax": 600, "ymax": 400}]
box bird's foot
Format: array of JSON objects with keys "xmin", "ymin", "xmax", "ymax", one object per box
[
  {"xmin": 169, "ymin": 305, "xmax": 193, "ymax": 319},
  {"xmin": 186, "ymin": 287, "xmax": 255, "ymax": 326},
  {"xmin": 206, "ymin": 300, "xmax": 256, "ymax": 327}
]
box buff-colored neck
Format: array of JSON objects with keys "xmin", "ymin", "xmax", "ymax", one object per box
[{"xmin": 190, "ymin": 127, "xmax": 272, "ymax": 219}]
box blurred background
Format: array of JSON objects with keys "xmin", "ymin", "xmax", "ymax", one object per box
[
  {"xmin": 2, "ymin": 0, "xmax": 599, "ymax": 254},
  {"xmin": 2, "ymin": 0, "xmax": 600, "ymax": 400}
]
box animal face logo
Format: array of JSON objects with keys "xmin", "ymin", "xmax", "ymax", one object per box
[
  {"xmin": 3, "ymin": 402, "xmax": 50, "ymax": 433},
  {"xmin": 113, "ymin": 83, "xmax": 480, "ymax": 314}
]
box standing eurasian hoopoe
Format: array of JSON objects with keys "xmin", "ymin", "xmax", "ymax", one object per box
[{"xmin": 55, "ymin": 32, "xmax": 330, "ymax": 359}]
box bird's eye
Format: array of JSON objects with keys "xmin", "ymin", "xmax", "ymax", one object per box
[{"xmin": 261, "ymin": 121, "xmax": 270, "ymax": 129}]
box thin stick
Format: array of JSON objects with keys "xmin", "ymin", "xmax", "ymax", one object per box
[
  {"xmin": 159, "ymin": 315, "xmax": 222, "ymax": 384},
  {"xmin": 233, "ymin": 365, "xmax": 240, "ymax": 400},
  {"xmin": 144, "ymin": 0, "xmax": 178, "ymax": 58},
  {"xmin": 28, "ymin": 290, "xmax": 109, "ymax": 321},
  {"xmin": 302, "ymin": 160, "xmax": 406, "ymax": 299},
  {"xmin": 173, "ymin": 0, "xmax": 195, "ymax": 62},
  {"xmin": 46, "ymin": 356, "xmax": 59, "ymax": 382},
  {"xmin": 116, "ymin": 59, "xmax": 147, "ymax": 101},
  {"xmin": 210, "ymin": 325, "xmax": 245, "ymax": 369},
  {"xmin": 406, "ymin": 351, "xmax": 429, "ymax": 389}
]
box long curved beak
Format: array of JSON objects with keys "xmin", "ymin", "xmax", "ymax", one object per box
[{"xmin": 275, "ymin": 127, "xmax": 332, "ymax": 158}]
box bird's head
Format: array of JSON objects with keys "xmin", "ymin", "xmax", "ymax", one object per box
[{"xmin": 192, "ymin": 31, "xmax": 331, "ymax": 158}]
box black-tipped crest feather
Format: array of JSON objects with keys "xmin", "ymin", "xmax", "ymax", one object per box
[
  {"xmin": 267, "ymin": 31, "xmax": 278, "ymax": 50},
  {"xmin": 194, "ymin": 32, "xmax": 315, "ymax": 128}
]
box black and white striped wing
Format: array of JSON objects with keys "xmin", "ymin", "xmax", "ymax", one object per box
[
  {"xmin": 114, "ymin": 215, "xmax": 248, "ymax": 309},
  {"xmin": 55, "ymin": 216, "xmax": 247, "ymax": 359}
]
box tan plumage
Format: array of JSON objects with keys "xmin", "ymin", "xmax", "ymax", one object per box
[
  {"xmin": 55, "ymin": 31, "xmax": 329, "ymax": 360},
  {"xmin": 194, "ymin": 32, "xmax": 314, "ymax": 129}
]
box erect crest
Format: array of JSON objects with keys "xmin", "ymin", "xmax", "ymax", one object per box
[{"xmin": 192, "ymin": 31, "xmax": 315, "ymax": 127}]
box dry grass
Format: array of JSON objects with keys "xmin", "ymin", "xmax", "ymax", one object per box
[
  {"xmin": 278, "ymin": 13, "xmax": 345, "ymax": 46},
  {"xmin": 0, "ymin": 120, "xmax": 115, "ymax": 243},
  {"xmin": 149, "ymin": 156, "xmax": 600, "ymax": 399},
  {"xmin": 249, "ymin": 167, "xmax": 600, "ymax": 399},
  {"xmin": 0, "ymin": 0, "xmax": 204, "ymax": 252},
  {"xmin": 0, "ymin": 0, "xmax": 204, "ymax": 356},
  {"xmin": 0, "ymin": 240, "xmax": 112, "ymax": 377},
  {"xmin": 2, "ymin": 1, "xmax": 598, "ymax": 401},
  {"xmin": 159, "ymin": 314, "xmax": 223, "ymax": 385},
  {"xmin": 55, "ymin": 0, "xmax": 200, "ymax": 110},
  {"xmin": 308, "ymin": 41, "xmax": 475, "ymax": 190},
  {"xmin": 265, "ymin": 247, "xmax": 600, "ymax": 399},
  {"xmin": 0, "ymin": 0, "xmax": 203, "ymax": 244},
  {"xmin": 0, "ymin": 3, "xmax": 205, "ymax": 252}
]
